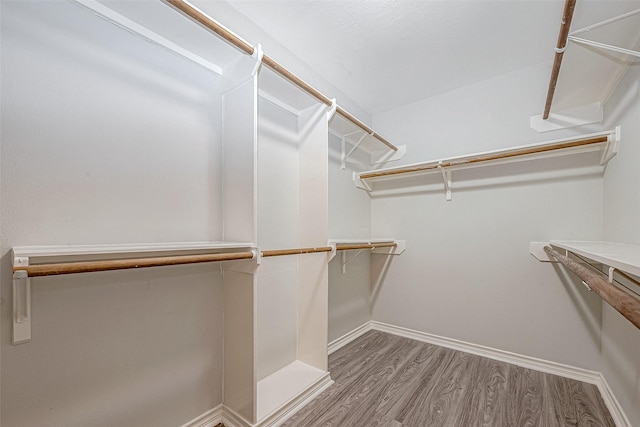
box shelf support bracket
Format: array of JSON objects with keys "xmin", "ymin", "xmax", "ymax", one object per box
[
  {"xmin": 329, "ymin": 244, "xmax": 337, "ymax": 262},
  {"xmin": 13, "ymin": 270, "xmax": 31, "ymax": 345},
  {"xmin": 340, "ymin": 131, "xmax": 367, "ymax": 170},
  {"xmin": 251, "ymin": 248, "xmax": 262, "ymax": 265},
  {"xmin": 341, "ymin": 131, "xmax": 367, "ymax": 170},
  {"xmin": 568, "ymin": 36, "xmax": 640, "ymax": 59},
  {"xmin": 600, "ymin": 126, "xmax": 620, "ymax": 165},
  {"xmin": 438, "ymin": 162, "xmax": 452, "ymax": 201},
  {"xmin": 327, "ymin": 98, "xmax": 337, "ymax": 122},
  {"xmin": 353, "ymin": 171, "xmax": 372, "ymax": 192},
  {"xmin": 341, "ymin": 249, "xmax": 366, "ymax": 274},
  {"xmin": 251, "ymin": 43, "xmax": 264, "ymax": 76},
  {"xmin": 608, "ymin": 266, "xmax": 615, "ymax": 284}
]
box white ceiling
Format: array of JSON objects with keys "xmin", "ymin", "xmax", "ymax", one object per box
[{"xmin": 224, "ymin": 0, "xmax": 640, "ymax": 115}]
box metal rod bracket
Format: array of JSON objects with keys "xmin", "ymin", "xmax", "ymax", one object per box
[
  {"xmin": 13, "ymin": 270, "xmax": 31, "ymax": 345},
  {"xmin": 327, "ymin": 98, "xmax": 337, "ymax": 121},
  {"xmin": 251, "ymin": 43, "xmax": 264, "ymax": 76},
  {"xmin": 438, "ymin": 161, "xmax": 452, "ymax": 201},
  {"xmin": 251, "ymin": 248, "xmax": 262, "ymax": 265},
  {"xmin": 341, "ymin": 249, "xmax": 366, "ymax": 274},
  {"xmin": 328, "ymin": 244, "xmax": 337, "ymax": 262}
]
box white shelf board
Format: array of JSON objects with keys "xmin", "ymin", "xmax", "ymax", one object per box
[
  {"xmin": 550, "ymin": 241, "xmax": 640, "ymax": 277},
  {"xmin": 329, "ymin": 114, "xmax": 397, "ymax": 156},
  {"xmin": 256, "ymin": 360, "xmax": 327, "ymax": 422},
  {"xmin": 12, "ymin": 241, "xmax": 255, "ymax": 265},
  {"xmin": 71, "ymin": 0, "xmax": 244, "ymax": 74},
  {"xmin": 329, "ymin": 238, "xmax": 396, "ymax": 244},
  {"xmin": 358, "ymin": 128, "xmax": 618, "ymax": 184}
]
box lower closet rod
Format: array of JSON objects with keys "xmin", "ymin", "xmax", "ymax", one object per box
[
  {"xmin": 13, "ymin": 251, "xmax": 255, "ymax": 277},
  {"xmin": 262, "ymin": 246, "xmax": 333, "ymax": 257},
  {"xmin": 336, "ymin": 243, "xmax": 397, "ymax": 251},
  {"xmin": 543, "ymin": 246, "xmax": 640, "ymax": 330}
]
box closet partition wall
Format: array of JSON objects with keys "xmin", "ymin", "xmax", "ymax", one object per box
[
  {"xmin": 254, "ymin": 66, "xmax": 331, "ymax": 424},
  {"xmin": 219, "ymin": 56, "xmax": 331, "ymax": 424}
]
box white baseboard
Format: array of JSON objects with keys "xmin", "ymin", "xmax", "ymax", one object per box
[
  {"xmin": 328, "ymin": 322, "xmax": 373, "ymax": 354},
  {"xmin": 180, "ymin": 404, "xmax": 224, "ymax": 427},
  {"xmin": 184, "ymin": 374, "xmax": 333, "ymax": 427},
  {"xmin": 257, "ymin": 372, "xmax": 333, "ymax": 427},
  {"xmin": 371, "ymin": 321, "xmax": 601, "ymax": 384},
  {"xmin": 595, "ymin": 373, "xmax": 632, "ymax": 427}
]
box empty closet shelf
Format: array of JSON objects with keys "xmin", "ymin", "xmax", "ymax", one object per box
[
  {"xmin": 330, "ymin": 239, "xmax": 405, "ymax": 253},
  {"xmin": 10, "ymin": 241, "xmax": 256, "ymax": 345},
  {"xmin": 543, "ymin": 245, "xmax": 640, "ymax": 330},
  {"xmin": 355, "ymin": 128, "xmax": 620, "ymax": 198},
  {"xmin": 261, "ymin": 246, "xmax": 333, "ymax": 257},
  {"xmin": 549, "ymin": 241, "xmax": 640, "ymax": 277},
  {"xmin": 12, "ymin": 241, "xmax": 256, "ymax": 277}
]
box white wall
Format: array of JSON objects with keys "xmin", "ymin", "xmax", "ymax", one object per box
[
  {"xmin": 370, "ymin": 62, "xmax": 607, "ymax": 370},
  {"xmin": 1, "ymin": 2, "xmax": 224, "ymax": 426},
  {"xmin": 327, "ymin": 133, "xmax": 372, "ymax": 342},
  {"xmin": 602, "ymin": 63, "xmax": 640, "ymax": 426}
]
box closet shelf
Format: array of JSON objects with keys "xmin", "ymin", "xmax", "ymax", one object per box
[
  {"xmin": 549, "ymin": 241, "xmax": 640, "ymax": 278},
  {"xmin": 11, "ymin": 241, "xmax": 256, "ymax": 345},
  {"xmin": 355, "ymin": 128, "xmax": 620, "ymax": 199},
  {"xmin": 329, "ymin": 114, "xmax": 406, "ymax": 169},
  {"xmin": 12, "ymin": 241, "xmax": 254, "ymax": 263},
  {"xmin": 329, "ymin": 239, "xmax": 406, "ymax": 274},
  {"xmin": 538, "ymin": 243, "xmax": 640, "ymax": 330}
]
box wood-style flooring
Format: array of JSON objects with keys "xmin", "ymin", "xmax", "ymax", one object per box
[{"xmin": 282, "ymin": 330, "xmax": 615, "ymax": 427}]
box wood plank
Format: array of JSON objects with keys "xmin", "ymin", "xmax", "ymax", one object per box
[
  {"xmin": 452, "ymin": 356, "xmax": 508, "ymax": 427},
  {"xmin": 397, "ymin": 351, "xmax": 479, "ymax": 426}
]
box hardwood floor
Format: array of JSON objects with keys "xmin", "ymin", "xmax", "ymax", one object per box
[{"xmin": 282, "ymin": 331, "xmax": 615, "ymax": 427}]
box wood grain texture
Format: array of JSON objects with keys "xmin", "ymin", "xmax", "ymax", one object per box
[{"xmin": 282, "ymin": 331, "xmax": 615, "ymax": 427}]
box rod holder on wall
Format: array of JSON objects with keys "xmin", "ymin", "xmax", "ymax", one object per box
[{"xmin": 12, "ymin": 271, "xmax": 31, "ymax": 345}]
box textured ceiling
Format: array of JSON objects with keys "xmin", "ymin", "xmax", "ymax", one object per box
[{"xmin": 225, "ymin": 0, "xmax": 640, "ymax": 115}]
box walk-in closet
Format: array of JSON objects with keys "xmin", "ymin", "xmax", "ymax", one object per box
[{"xmin": 2, "ymin": 1, "xmax": 639, "ymax": 426}]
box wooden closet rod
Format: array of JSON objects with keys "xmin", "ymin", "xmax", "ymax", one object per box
[
  {"xmin": 544, "ymin": 246, "xmax": 640, "ymax": 330},
  {"xmin": 543, "ymin": 0, "xmax": 577, "ymax": 120},
  {"xmin": 13, "ymin": 251, "xmax": 255, "ymax": 277},
  {"xmin": 164, "ymin": 0, "xmax": 398, "ymax": 152},
  {"xmin": 360, "ymin": 134, "xmax": 608, "ymax": 180},
  {"xmin": 336, "ymin": 243, "xmax": 397, "ymax": 251},
  {"xmin": 262, "ymin": 246, "xmax": 333, "ymax": 257}
]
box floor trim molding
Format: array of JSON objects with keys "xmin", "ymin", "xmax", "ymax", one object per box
[
  {"xmin": 328, "ymin": 322, "xmax": 373, "ymax": 354},
  {"xmin": 595, "ymin": 372, "xmax": 632, "ymax": 427},
  {"xmin": 257, "ymin": 372, "xmax": 334, "ymax": 427},
  {"xmin": 180, "ymin": 404, "xmax": 224, "ymax": 427},
  {"xmin": 184, "ymin": 374, "xmax": 334, "ymax": 427}
]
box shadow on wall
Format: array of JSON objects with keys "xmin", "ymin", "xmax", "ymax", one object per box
[
  {"xmin": 551, "ymin": 262, "xmax": 602, "ymax": 350},
  {"xmin": 369, "ymin": 150, "xmax": 606, "ymax": 199},
  {"xmin": 370, "ymin": 254, "xmax": 395, "ymax": 307}
]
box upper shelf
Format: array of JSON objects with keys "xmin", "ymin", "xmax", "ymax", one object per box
[
  {"xmin": 355, "ymin": 127, "xmax": 620, "ymax": 198},
  {"xmin": 329, "ymin": 113, "xmax": 406, "ymax": 169},
  {"xmin": 550, "ymin": 241, "xmax": 640, "ymax": 278},
  {"xmin": 71, "ymin": 0, "xmax": 245, "ymax": 74}
]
